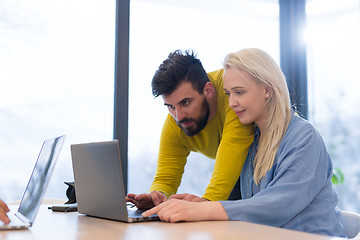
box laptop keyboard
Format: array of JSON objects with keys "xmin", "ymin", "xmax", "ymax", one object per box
[{"xmin": 0, "ymin": 212, "xmax": 25, "ymax": 229}]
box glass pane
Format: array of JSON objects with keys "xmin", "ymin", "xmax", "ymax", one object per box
[
  {"xmin": 306, "ymin": 0, "xmax": 360, "ymax": 212},
  {"xmin": 0, "ymin": 0, "xmax": 115, "ymax": 202},
  {"xmin": 129, "ymin": 0, "xmax": 279, "ymax": 196}
]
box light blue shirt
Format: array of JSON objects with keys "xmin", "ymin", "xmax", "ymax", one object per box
[{"xmin": 220, "ymin": 114, "xmax": 346, "ymax": 237}]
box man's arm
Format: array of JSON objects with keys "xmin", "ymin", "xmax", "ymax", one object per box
[
  {"xmin": 127, "ymin": 116, "xmax": 188, "ymax": 208},
  {"xmin": 203, "ymin": 115, "xmax": 253, "ymax": 200},
  {"xmin": 149, "ymin": 115, "xmax": 190, "ymax": 198},
  {"xmin": 202, "ymin": 78, "xmax": 254, "ymax": 201}
]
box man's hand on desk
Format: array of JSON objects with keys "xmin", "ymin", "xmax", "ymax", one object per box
[
  {"xmin": 126, "ymin": 191, "xmax": 167, "ymax": 209},
  {"xmin": 142, "ymin": 199, "xmax": 228, "ymax": 223},
  {"xmin": 169, "ymin": 193, "xmax": 208, "ymax": 202},
  {"xmin": 0, "ymin": 199, "xmax": 10, "ymax": 224}
]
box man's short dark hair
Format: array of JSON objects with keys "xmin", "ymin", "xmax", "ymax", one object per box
[{"xmin": 151, "ymin": 50, "xmax": 210, "ymax": 98}]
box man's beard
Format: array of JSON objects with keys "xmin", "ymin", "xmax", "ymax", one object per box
[{"xmin": 176, "ymin": 97, "xmax": 210, "ymax": 137}]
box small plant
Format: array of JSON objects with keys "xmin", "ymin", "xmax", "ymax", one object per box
[{"xmin": 332, "ymin": 168, "xmax": 344, "ymax": 185}]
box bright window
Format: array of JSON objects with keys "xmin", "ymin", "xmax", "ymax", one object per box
[
  {"xmin": 306, "ymin": 0, "xmax": 360, "ymax": 212},
  {"xmin": 0, "ymin": 0, "xmax": 115, "ymax": 201}
]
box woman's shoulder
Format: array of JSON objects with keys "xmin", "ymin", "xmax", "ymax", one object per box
[
  {"xmin": 275, "ymin": 114, "xmax": 329, "ymax": 166},
  {"xmin": 281, "ymin": 114, "xmax": 324, "ymax": 151},
  {"xmin": 286, "ymin": 114, "xmax": 318, "ymax": 138}
]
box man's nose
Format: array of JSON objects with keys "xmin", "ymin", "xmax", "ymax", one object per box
[{"xmin": 175, "ymin": 108, "xmax": 186, "ymax": 122}]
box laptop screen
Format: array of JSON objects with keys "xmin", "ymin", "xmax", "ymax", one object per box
[{"xmin": 18, "ymin": 135, "xmax": 65, "ymax": 223}]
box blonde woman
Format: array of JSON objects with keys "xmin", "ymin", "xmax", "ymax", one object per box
[{"xmin": 143, "ymin": 48, "xmax": 345, "ymax": 238}]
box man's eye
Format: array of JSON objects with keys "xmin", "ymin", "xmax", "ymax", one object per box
[
  {"xmin": 183, "ymin": 100, "xmax": 190, "ymax": 106},
  {"xmin": 167, "ymin": 105, "xmax": 175, "ymax": 110},
  {"xmin": 236, "ymin": 91, "xmax": 243, "ymax": 95}
]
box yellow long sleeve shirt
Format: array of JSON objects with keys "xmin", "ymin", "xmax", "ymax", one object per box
[{"xmin": 149, "ymin": 69, "xmax": 254, "ymax": 201}]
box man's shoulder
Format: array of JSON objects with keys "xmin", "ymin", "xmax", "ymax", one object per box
[
  {"xmin": 163, "ymin": 113, "xmax": 178, "ymax": 128},
  {"xmin": 162, "ymin": 114, "xmax": 187, "ymax": 137},
  {"xmin": 207, "ymin": 68, "xmax": 226, "ymax": 99},
  {"xmin": 207, "ymin": 69, "xmax": 224, "ymax": 84}
]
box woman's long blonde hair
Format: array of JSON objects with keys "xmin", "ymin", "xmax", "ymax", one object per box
[{"xmin": 224, "ymin": 48, "xmax": 292, "ymax": 184}]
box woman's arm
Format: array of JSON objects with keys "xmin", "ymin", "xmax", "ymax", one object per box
[{"xmin": 142, "ymin": 199, "xmax": 228, "ymax": 223}]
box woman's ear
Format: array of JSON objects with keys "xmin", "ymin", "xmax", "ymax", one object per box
[{"xmin": 265, "ymin": 87, "xmax": 272, "ymax": 99}]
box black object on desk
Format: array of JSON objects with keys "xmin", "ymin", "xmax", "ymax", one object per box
[{"xmin": 49, "ymin": 203, "xmax": 78, "ymax": 212}]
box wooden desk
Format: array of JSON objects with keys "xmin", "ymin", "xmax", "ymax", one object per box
[{"xmin": 0, "ymin": 205, "xmax": 344, "ymax": 240}]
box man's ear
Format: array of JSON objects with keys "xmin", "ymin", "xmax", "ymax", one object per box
[{"xmin": 203, "ymin": 82, "xmax": 215, "ymax": 96}]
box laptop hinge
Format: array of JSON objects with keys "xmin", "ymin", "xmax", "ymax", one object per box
[{"xmin": 15, "ymin": 212, "xmax": 32, "ymax": 226}]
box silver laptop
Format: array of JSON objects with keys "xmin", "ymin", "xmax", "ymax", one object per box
[
  {"xmin": 70, "ymin": 140, "xmax": 159, "ymax": 223},
  {"xmin": 0, "ymin": 135, "xmax": 65, "ymax": 230}
]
